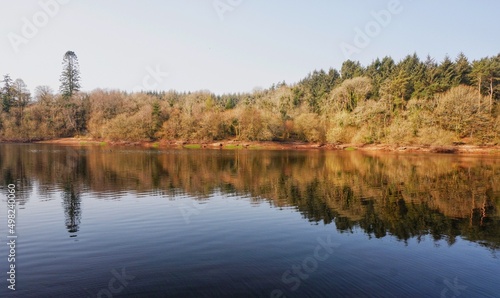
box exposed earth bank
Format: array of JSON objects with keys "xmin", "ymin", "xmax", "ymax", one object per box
[{"xmin": 27, "ymin": 138, "xmax": 500, "ymax": 155}]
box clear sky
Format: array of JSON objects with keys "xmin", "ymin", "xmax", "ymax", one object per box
[{"xmin": 1, "ymin": 0, "xmax": 499, "ymax": 95}]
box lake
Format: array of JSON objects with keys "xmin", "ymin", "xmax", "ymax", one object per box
[{"xmin": 0, "ymin": 144, "xmax": 499, "ymax": 297}]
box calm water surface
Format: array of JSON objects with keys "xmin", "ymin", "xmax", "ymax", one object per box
[{"xmin": 0, "ymin": 144, "xmax": 499, "ymax": 297}]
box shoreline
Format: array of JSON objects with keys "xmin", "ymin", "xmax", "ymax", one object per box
[{"xmin": 5, "ymin": 137, "xmax": 494, "ymax": 155}]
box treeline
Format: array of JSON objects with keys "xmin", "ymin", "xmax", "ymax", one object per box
[{"xmin": 1, "ymin": 52, "xmax": 500, "ymax": 144}]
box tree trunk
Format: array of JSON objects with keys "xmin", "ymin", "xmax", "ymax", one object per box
[
  {"xmin": 489, "ymin": 77, "xmax": 493, "ymax": 113},
  {"xmin": 478, "ymin": 77, "xmax": 482, "ymax": 110}
]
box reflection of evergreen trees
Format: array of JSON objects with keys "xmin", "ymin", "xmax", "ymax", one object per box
[
  {"xmin": 0, "ymin": 144, "xmax": 499, "ymax": 249},
  {"xmin": 62, "ymin": 182, "xmax": 81, "ymax": 235},
  {"xmin": 286, "ymin": 178, "xmax": 336, "ymax": 224}
]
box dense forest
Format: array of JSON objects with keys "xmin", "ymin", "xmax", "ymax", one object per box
[{"xmin": 1, "ymin": 52, "xmax": 500, "ymax": 145}]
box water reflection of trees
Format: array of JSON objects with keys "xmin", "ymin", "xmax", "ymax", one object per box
[
  {"xmin": 62, "ymin": 182, "xmax": 81, "ymax": 236},
  {"xmin": 0, "ymin": 144, "xmax": 33, "ymax": 206},
  {"xmin": 0, "ymin": 144, "xmax": 499, "ymax": 249}
]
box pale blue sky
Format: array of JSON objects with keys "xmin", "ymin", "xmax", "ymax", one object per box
[{"xmin": 1, "ymin": 0, "xmax": 499, "ymax": 95}]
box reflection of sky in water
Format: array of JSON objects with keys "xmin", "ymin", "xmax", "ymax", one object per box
[{"xmin": 3, "ymin": 190, "xmax": 499, "ymax": 297}]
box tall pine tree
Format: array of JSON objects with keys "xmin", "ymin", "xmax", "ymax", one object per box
[{"xmin": 59, "ymin": 51, "xmax": 81, "ymax": 98}]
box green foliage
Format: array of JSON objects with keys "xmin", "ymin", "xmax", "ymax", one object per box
[
  {"xmin": 341, "ymin": 60, "xmax": 364, "ymax": 80},
  {"xmin": 454, "ymin": 52, "xmax": 472, "ymax": 86},
  {"xmin": 184, "ymin": 144, "xmax": 201, "ymax": 149},
  {"xmin": 365, "ymin": 56, "xmax": 395, "ymax": 99},
  {"xmin": 224, "ymin": 144, "xmax": 243, "ymax": 150},
  {"xmin": 59, "ymin": 51, "xmax": 81, "ymax": 99}
]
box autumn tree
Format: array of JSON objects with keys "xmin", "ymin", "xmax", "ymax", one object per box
[
  {"xmin": 434, "ymin": 85, "xmax": 489, "ymax": 139},
  {"xmin": 34, "ymin": 86, "xmax": 54, "ymax": 104},
  {"xmin": 322, "ymin": 77, "xmax": 372, "ymax": 113},
  {"xmin": 13, "ymin": 79, "xmax": 30, "ymax": 117}
]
